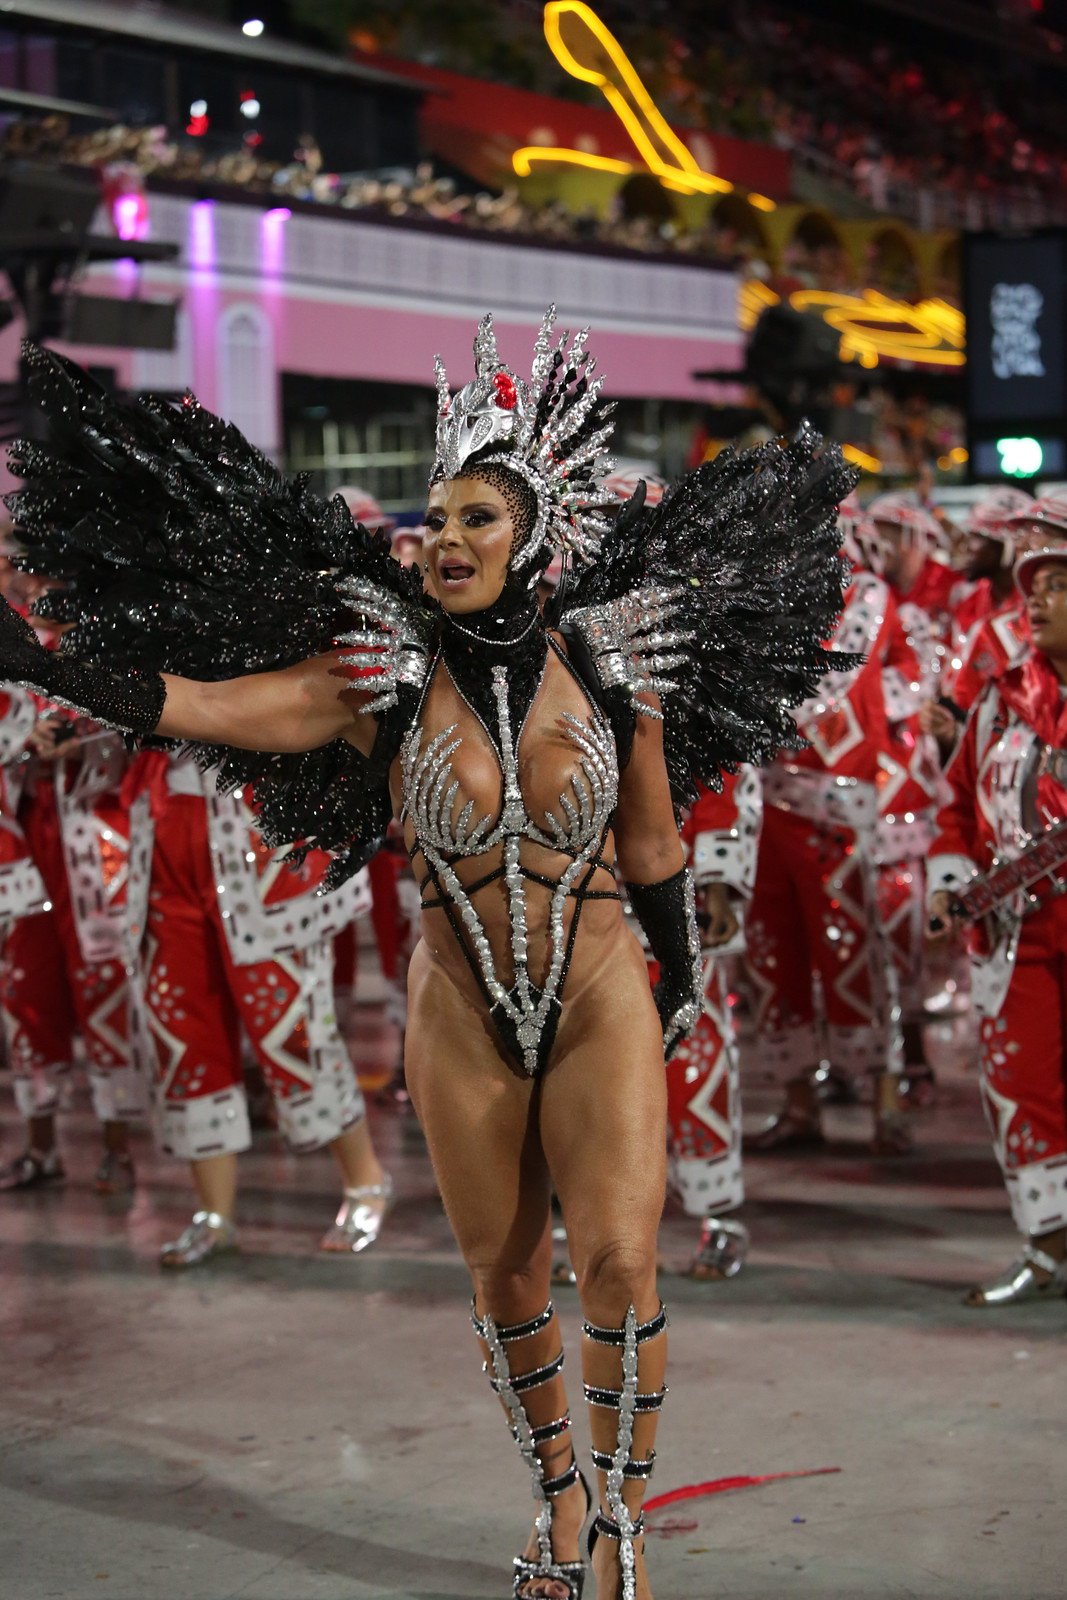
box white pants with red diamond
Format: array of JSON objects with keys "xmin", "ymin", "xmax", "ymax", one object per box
[
  {"xmin": 665, "ymin": 953, "xmax": 743, "ymax": 1218},
  {"xmin": 145, "ymin": 796, "xmax": 365, "ymax": 1161}
]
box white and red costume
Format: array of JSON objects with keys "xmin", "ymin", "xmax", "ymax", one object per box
[
  {"xmin": 0, "ymin": 686, "xmax": 48, "ymax": 926},
  {"xmin": 944, "ymin": 488, "xmax": 1036, "ymax": 714},
  {"xmin": 744, "ymin": 569, "xmax": 916, "ymax": 1083},
  {"xmin": 949, "ymin": 602, "xmax": 1030, "ymax": 716},
  {"xmin": 667, "ymin": 770, "xmax": 760, "ymax": 1217},
  {"xmin": 929, "ymin": 651, "xmax": 1067, "ymax": 1235},
  {"xmin": 134, "ymin": 754, "xmax": 371, "ymax": 1160},
  {"xmin": 0, "ymin": 717, "xmax": 149, "ymax": 1124}
]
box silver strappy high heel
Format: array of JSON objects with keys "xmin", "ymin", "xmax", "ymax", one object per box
[
  {"xmin": 472, "ymin": 1298, "xmax": 591, "ymax": 1599},
  {"xmin": 966, "ymin": 1243, "xmax": 1067, "ymax": 1307},
  {"xmin": 583, "ymin": 1303, "xmax": 668, "ymax": 1600}
]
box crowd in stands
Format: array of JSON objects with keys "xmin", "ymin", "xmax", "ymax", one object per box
[
  {"xmin": 620, "ymin": 3, "xmax": 1067, "ymax": 213},
  {"xmin": 344, "ymin": 0, "xmax": 1067, "ymax": 225},
  {"xmin": 0, "ymin": 112, "xmax": 940, "ymax": 309},
  {"xmin": 647, "ymin": 2, "xmax": 1067, "ymax": 215}
]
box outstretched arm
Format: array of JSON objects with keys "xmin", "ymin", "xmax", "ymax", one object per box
[
  {"xmin": 158, "ymin": 652, "xmax": 375, "ymax": 755},
  {"xmin": 0, "ymin": 600, "xmax": 377, "ymax": 757}
]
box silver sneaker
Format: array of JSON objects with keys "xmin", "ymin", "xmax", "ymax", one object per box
[
  {"xmin": 685, "ymin": 1215, "xmax": 750, "ymax": 1280},
  {"xmin": 966, "ymin": 1244, "xmax": 1067, "ymax": 1307},
  {"xmin": 159, "ymin": 1210, "xmax": 238, "ymax": 1269},
  {"xmin": 319, "ymin": 1174, "xmax": 393, "ymax": 1254}
]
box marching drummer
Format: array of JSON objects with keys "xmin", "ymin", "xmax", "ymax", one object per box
[{"xmin": 928, "ymin": 536, "xmax": 1067, "ymax": 1307}]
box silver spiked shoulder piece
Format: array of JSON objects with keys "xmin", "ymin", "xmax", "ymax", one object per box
[
  {"xmin": 564, "ymin": 584, "xmax": 695, "ymax": 717},
  {"xmin": 334, "ymin": 576, "xmax": 434, "ymax": 714},
  {"xmin": 430, "ymin": 305, "xmax": 617, "ymax": 572}
]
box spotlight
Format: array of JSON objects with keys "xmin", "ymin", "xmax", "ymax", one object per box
[{"xmin": 242, "ymin": 18, "xmax": 265, "ymax": 37}]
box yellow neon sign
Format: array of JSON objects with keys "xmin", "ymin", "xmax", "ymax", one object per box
[
  {"xmin": 512, "ymin": 146, "xmax": 633, "ymax": 178},
  {"xmin": 514, "ymin": 1, "xmax": 763, "ymax": 203},
  {"xmin": 841, "ymin": 444, "xmax": 884, "ymax": 473},
  {"xmin": 739, "ymin": 282, "xmax": 966, "ymax": 370}
]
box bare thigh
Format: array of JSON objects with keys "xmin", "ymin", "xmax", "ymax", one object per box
[
  {"xmin": 539, "ymin": 932, "xmax": 668, "ymax": 1313},
  {"xmin": 404, "ymin": 941, "xmax": 552, "ymax": 1307}
]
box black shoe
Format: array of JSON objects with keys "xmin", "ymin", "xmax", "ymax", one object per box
[{"xmin": 0, "ymin": 1148, "xmax": 66, "ymax": 1191}]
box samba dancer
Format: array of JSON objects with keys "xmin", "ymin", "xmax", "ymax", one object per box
[{"xmin": 0, "ymin": 314, "xmax": 852, "ymax": 1599}]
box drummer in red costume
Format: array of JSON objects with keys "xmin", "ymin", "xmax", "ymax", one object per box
[
  {"xmin": 923, "ymin": 488, "xmax": 1035, "ymax": 758},
  {"xmin": 132, "ymin": 749, "xmax": 392, "ymax": 1267},
  {"xmin": 0, "ymin": 564, "xmax": 149, "ymax": 1193},
  {"xmin": 928, "ymin": 536, "xmax": 1067, "ymax": 1305},
  {"xmin": 744, "ymin": 494, "xmax": 921, "ymax": 1153},
  {"xmin": 872, "ymin": 491, "xmax": 956, "ymax": 615}
]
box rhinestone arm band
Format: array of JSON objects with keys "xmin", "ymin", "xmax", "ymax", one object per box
[
  {"xmin": 625, "ymin": 868, "xmax": 702, "ymax": 1060},
  {"xmin": 0, "ymin": 600, "xmax": 166, "ymax": 737}
]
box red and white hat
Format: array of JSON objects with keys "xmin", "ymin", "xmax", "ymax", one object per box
[
  {"xmin": 602, "ymin": 465, "xmax": 667, "ymax": 507},
  {"xmin": 1004, "ymin": 487, "xmax": 1067, "ymax": 540},
  {"xmin": 1015, "ymin": 536, "xmax": 1067, "ymax": 598},
  {"xmin": 966, "ymin": 485, "xmax": 1033, "ymax": 542},
  {"xmin": 390, "ymin": 525, "xmax": 425, "ymax": 569},
  {"xmin": 334, "ymin": 484, "xmax": 396, "ymax": 532},
  {"xmin": 866, "ymin": 491, "xmax": 944, "ymax": 554},
  {"xmin": 837, "ymin": 491, "xmax": 886, "ymax": 575}
]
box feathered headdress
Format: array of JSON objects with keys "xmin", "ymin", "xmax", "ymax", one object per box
[{"xmin": 430, "ymin": 305, "xmax": 616, "ymax": 572}]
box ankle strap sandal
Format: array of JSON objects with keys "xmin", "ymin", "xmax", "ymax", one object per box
[
  {"xmin": 582, "ymin": 1304, "xmax": 668, "ymax": 1600},
  {"xmin": 472, "ymin": 1299, "xmax": 592, "ymax": 1598}
]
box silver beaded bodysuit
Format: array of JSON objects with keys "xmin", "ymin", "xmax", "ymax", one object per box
[{"xmin": 401, "ymin": 640, "xmax": 621, "ymax": 1076}]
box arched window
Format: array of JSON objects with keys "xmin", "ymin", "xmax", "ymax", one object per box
[{"xmin": 217, "ymin": 303, "xmax": 278, "ymax": 459}]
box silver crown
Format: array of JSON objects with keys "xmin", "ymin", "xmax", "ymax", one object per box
[{"xmin": 430, "ymin": 305, "xmax": 616, "ymax": 571}]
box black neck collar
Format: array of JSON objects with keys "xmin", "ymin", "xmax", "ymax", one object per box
[{"xmin": 438, "ymin": 584, "xmax": 548, "ymax": 753}]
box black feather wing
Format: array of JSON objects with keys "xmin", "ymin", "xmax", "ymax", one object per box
[
  {"xmin": 561, "ymin": 426, "xmax": 860, "ymax": 809},
  {"xmin": 4, "ymin": 342, "xmax": 432, "ymax": 882}
]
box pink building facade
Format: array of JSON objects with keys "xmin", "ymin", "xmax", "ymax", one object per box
[{"xmin": 0, "ymin": 190, "xmax": 743, "ymax": 486}]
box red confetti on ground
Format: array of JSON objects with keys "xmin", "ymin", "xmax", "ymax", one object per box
[
  {"xmin": 644, "ymin": 1517, "xmax": 699, "ymax": 1540},
  {"xmin": 644, "ymin": 1467, "xmax": 841, "ymax": 1515}
]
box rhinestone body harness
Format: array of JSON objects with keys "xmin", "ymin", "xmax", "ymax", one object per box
[{"xmin": 401, "ymin": 638, "xmax": 621, "ymax": 1076}]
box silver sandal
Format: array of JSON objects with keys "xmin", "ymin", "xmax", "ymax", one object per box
[
  {"xmin": 319, "ymin": 1174, "xmax": 394, "ymax": 1253},
  {"xmin": 159, "ymin": 1210, "xmax": 238, "ymax": 1269},
  {"xmin": 684, "ymin": 1215, "xmax": 749, "ymax": 1279},
  {"xmin": 583, "ymin": 1304, "xmax": 668, "ymax": 1600},
  {"xmin": 473, "ymin": 1299, "xmax": 591, "ymax": 1598},
  {"xmin": 966, "ymin": 1243, "xmax": 1067, "ymax": 1307}
]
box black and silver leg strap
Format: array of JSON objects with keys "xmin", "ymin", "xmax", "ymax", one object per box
[
  {"xmin": 582, "ymin": 1303, "xmax": 668, "ymax": 1600},
  {"xmin": 472, "ymin": 1299, "xmax": 585, "ymax": 1592}
]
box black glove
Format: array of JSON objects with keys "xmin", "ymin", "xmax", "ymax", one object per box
[
  {"xmin": 0, "ymin": 599, "xmax": 166, "ymax": 736},
  {"xmin": 626, "ymin": 866, "xmax": 702, "ymax": 1060}
]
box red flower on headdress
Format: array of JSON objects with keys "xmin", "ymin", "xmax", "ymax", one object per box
[{"xmin": 493, "ymin": 372, "xmax": 518, "ymax": 410}]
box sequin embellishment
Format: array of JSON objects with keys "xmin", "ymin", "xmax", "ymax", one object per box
[{"xmin": 402, "ymin": 663, "xmax": 619, "ymax": 1075}]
